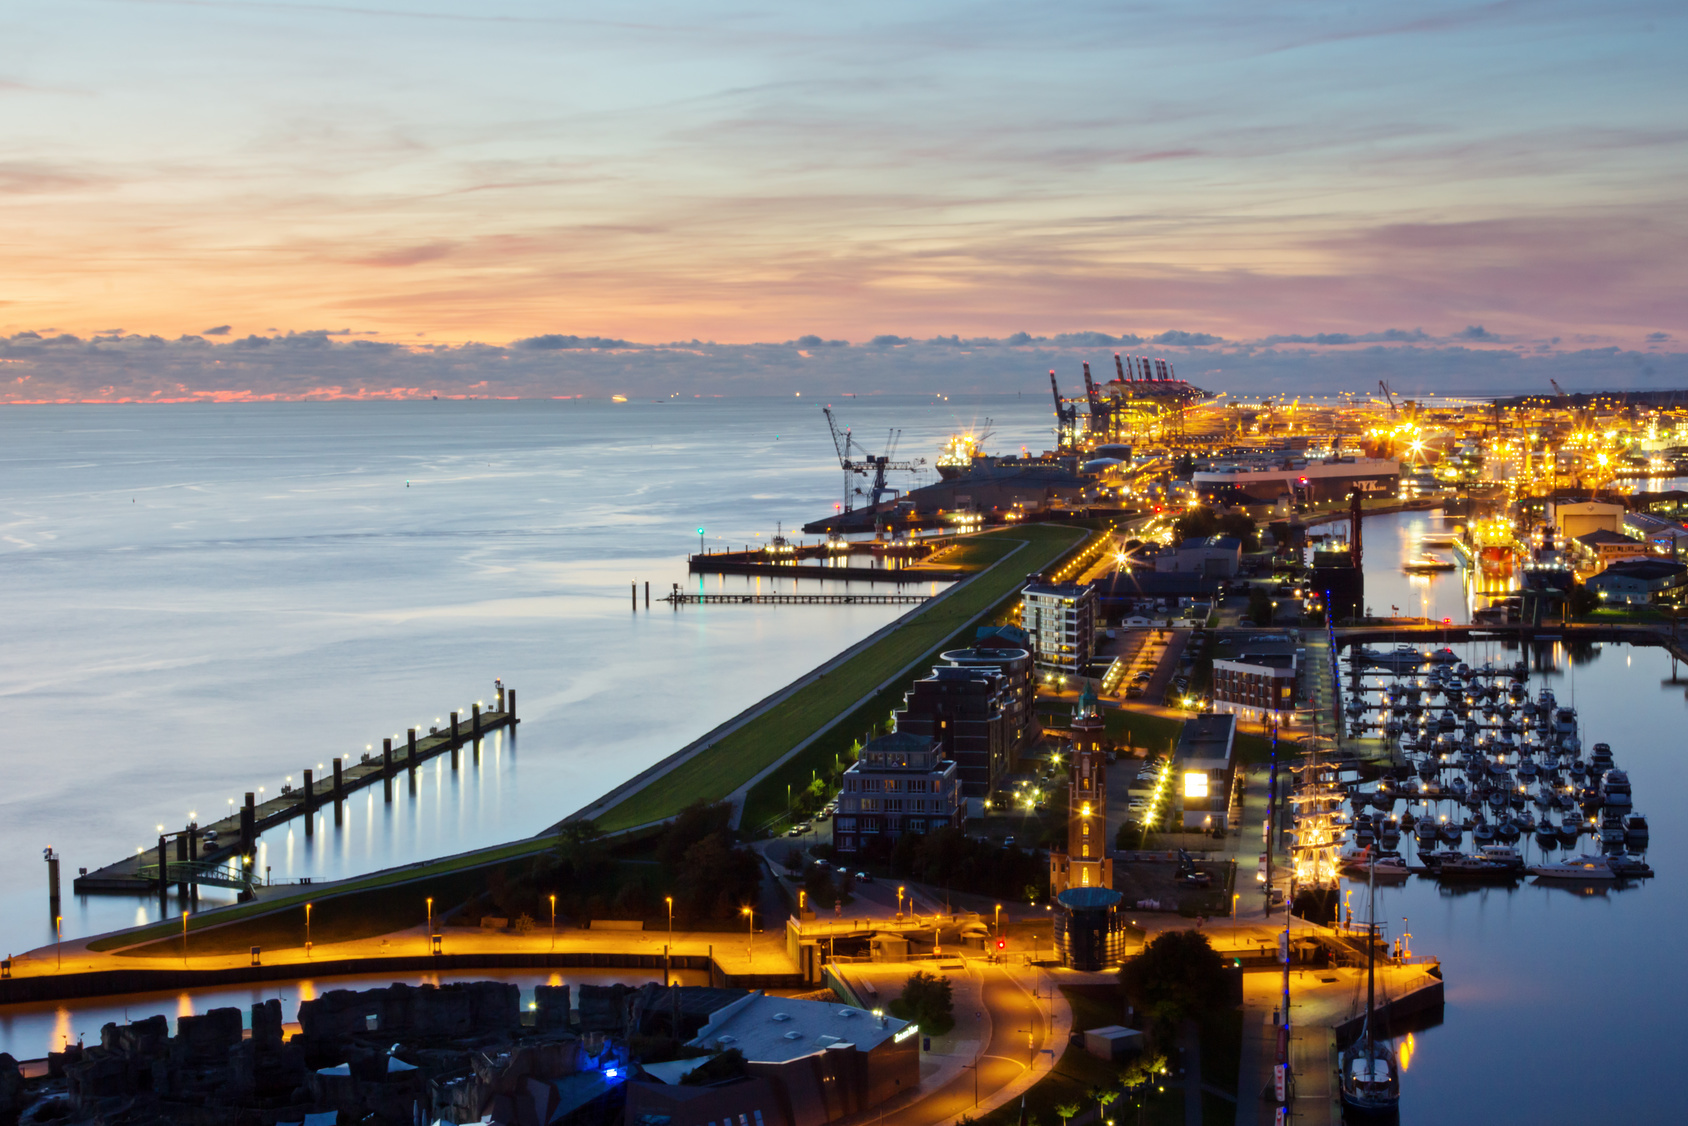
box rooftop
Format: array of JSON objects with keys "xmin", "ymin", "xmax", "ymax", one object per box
[
  {"xmin": 688, "ymin": 992, "xmax": 909, "ymax": 1064},
  {"xmin": 1575, "ymin": 529, "xmax": 1640, "ymax": 546},
  {"xmin": 1176, "ymin": 713, "xmax": 1237, "ymax": 769},
  {"xmin": 1593, "ymin": 558, "xmax": 1687, "ymax": 582}
]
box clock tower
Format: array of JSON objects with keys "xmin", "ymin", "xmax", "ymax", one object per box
[{"xmin": 1050, "ymin": 684, "xmax": 1112, "ymax": 894}]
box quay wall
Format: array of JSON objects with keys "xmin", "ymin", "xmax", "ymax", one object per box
[{"xmin": 0, "ymin": 950, "xmax": 801, "ymax": 1006}]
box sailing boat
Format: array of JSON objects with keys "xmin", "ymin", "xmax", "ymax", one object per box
[{"xmin": 1339, "ymin": 861, "xmax": 1402, "ymax": 1116}]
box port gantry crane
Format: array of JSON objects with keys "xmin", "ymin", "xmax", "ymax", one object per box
[
  {"xmin": 1049, "ymin": 370, "xmax": 1081, "ymax": 452},
  {"xmin": 821, "ymin": 406, "xmax": 925, "ymax": 514}
]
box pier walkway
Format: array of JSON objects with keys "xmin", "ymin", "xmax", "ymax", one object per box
[
  {"xmin": 663, "ymin": 591, "xmax": 929, "ymax": 605},
  {"xmin": 73, "ymin": 698, "xmax": 518, "ymax": 896}
]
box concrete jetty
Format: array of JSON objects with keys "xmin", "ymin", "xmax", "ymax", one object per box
[{"xmin": 71, "ymin": 689, "xmax": 519, "ymax": 897}]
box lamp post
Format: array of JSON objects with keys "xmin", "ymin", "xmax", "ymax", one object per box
[
  {"xmin": 56, "ymin": 915, "xmax": 63, "ymax": 970},
  {"xmin": 994, "ymin": 903, "xmax": 1002, "ymax": 943},
  {"xmin": 665, "ymin": 895, "xmax": 675, "ymax": 984},
  {"xmin": 550, "ymin": 894, "xmax": 557, "ymax": 951},
  {"xmin": 304, "ymin": 903, "xmax": 312, "ymax": 957},
  {"xmin": 425, "ymin": 897, "xmax": 433, "ymax": 952},
  {"xmin": 741, "ymin": 906, "xmax": 754, "ymax": 965},
  {"xmin": 698, "ymin": 527, "xmax": 705, "ymax": 554},
  {"xmin": 897, "ymin": 885, "xmax": 906, "ymax": 919}
]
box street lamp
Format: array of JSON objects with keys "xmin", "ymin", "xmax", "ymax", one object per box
[
  {"xmin": 425, "ymin": 897, "xmax": 433, "ymax": 952},
  {"xmin": 304, "ymin": 903, "xmax": 312, "ymax": 957},
  {"xmin": 665, "ymin": 896, "xmax": 675, "ymax": 983},
  {"xmin": 550, "ymin": 894, "xmax": 558, "ymax": 951},
  {"xmin": 741, "ymin": 906, "xmax": 754, "ymax": 965},
  {"xmin": 56, "ymin": 915, "xmax": 63, "ymax": 970},
  {"xmin": 897, "ymin": 885, "xmax": 906, "ymax": 919},
  {"xmin": 994, "ymin": 903, "xmax": 1002, "ymax": 943}
]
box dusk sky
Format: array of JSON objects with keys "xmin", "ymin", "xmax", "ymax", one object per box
[{"xmin": 3, "ymin": 1, "xmax": 1684, "ymax": 400}]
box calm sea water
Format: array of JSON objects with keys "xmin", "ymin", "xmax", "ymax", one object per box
[
  {"xmin": 1339, "ymin": 512, "xmax": 1684, "ymax": 1123},
  {"xmin": 0, "ymin": 396, "xmax": 1052, "ymax": 962}
]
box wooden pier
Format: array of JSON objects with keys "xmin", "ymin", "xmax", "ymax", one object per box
[
  {"xmin": 662, "ymin": 592, "xmax": 929, "ymax": 606},
  {"xmin": 72, "ymin": 688, "xmax": 519, "ymax": 897}
]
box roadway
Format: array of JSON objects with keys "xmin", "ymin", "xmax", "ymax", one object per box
[{"xmin": 831, "ymin": 961, "xmax": 1058, "ymax": 1126}]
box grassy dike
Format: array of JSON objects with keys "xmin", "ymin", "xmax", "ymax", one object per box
[
  {"xmin": 87, "ymin": 522, "xmax": 1105, "ymax": 956},
  {"xmin": 595, "ymin": 522, "xmax": 1094, "ymax": 832}
]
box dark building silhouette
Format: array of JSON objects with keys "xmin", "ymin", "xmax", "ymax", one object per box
[{"xmin": 896, "ymin": 666, "xmax": 1012, "ymax": 798}]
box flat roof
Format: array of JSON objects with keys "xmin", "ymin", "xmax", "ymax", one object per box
[
  {"xmin": 689, "ymin": 992, "xmax": 908, "ymax": 1063},
  {"xmin": 1176, "ymin": 713, "xmax": 1236, "ymax": 768}
]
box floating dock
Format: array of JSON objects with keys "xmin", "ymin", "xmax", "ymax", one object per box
[{"xmin": 72, "ymin": 689, "xmax": 519, "ymax": 897}]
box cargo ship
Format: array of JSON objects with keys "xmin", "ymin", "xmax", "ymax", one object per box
[{"xmin": 1450, "ymin": 519, "xmax": 1519, "ymax": 578}]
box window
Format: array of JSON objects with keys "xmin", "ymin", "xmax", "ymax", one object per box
[{"xmin": 1184, "ymin": 771, "xmax": 1209, "ymax": 799}]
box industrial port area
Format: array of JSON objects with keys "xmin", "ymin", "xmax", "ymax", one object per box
[{"xmin": 6, "ymin": 366, "xmax": 1688, "ymax": 1126}]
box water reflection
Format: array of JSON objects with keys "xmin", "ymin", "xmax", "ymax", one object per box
[
  {"xmin": 1331, "ymin": 635, "xmax": 1684, "ymax": 1123},
  {"xmin": 0, "ymin": 968, "xmax": 707, "ymax": 1058}
]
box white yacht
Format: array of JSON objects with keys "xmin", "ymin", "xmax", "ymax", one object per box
[{"xmin": 1530, "ymin": 854, "xmax": 1615, "ymax": 880}]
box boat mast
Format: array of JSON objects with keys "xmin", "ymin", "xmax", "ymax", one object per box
[{"xmin": 1365, "ymin": 859, "xmax": 1377, "ymax": 1055}]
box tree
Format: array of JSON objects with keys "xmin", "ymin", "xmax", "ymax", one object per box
[
  {"xmin": 889, "ymin": 970, "xmax": 954, "ymax": 1036},
  {"xmin": 1092, "ymin": 1086, "xmax": 1119, "ymax": 1121},
  {"xmin": 673, "ymin": 832, "xmax": 761, "ymax": 921},
  {"xmin": 1054, "ymin": 1103, "xmax": 1080, "ymax": 1126},
  {"xmin": 1118, "ymin": 930, "xmax": 1231, "ymax": 1035},
  {"xmin": 1247, "ymin": 587, "xmax": 1275, "ymax": 626},
  {"xmin": 1567, "ymin": 583, "xmax": 1601, "ymax": 619}
]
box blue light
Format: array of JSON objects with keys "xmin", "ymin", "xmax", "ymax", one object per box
[{"xmin": 604, "ymin": 1068, "xmax": 619, "ymax": 1079}]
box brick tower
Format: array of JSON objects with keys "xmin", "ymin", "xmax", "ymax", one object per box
[{"xmin": 1050, "ymin": 684, "xmax": 1112, "ymax": 894}]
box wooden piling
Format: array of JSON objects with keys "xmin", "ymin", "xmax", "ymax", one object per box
[
  {"xmin": 241, "ymin": 793, "xmax": 255, "ymax": 854},
  {"xmin": 332, "ymin": 758, "xmax": 344, "ymax": 801},
  {"xmin": 508, "ymin": 689, "xmax": 516, "ymax": 723},
  {"xmin": 383, "ymin": 738, "xmax": 394, "ymax": 776},
  {"xmin": 407, "ymin": 728, "xmax": 418, "ymax": 773},
  {"xmin": 632, "ymin": 580, "xmax": 637, "ymax": 611}
]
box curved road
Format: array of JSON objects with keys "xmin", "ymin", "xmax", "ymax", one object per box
[{"xmin": 877, "ymin": 964, "xmax": 1051, "ymax": 1126}]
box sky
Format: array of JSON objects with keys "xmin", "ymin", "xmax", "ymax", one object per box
[{"xmin": 2, "ymin": 1, "xmax": 1685, "ymax": 400}]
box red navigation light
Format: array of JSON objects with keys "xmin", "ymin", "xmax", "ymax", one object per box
[
  {"xmin": 996, "ymin": 938, "xmax": 1007, "ymax": 951},
  {"xmin": 1442, "ymin": 617, "xmax": 1452, "ymax": 625}
]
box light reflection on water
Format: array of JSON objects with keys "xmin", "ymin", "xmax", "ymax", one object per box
[
  {"xmin": 1326, "ymin": 537, "xmax": 1687, "ymax": 1123},
  {"xmin": 0, "ymin": 398, "xmax": 1053, "ymax": 956},
  {"xmin": 0, "ymin": 968, "xmax": 708, "ymax": 1059}
]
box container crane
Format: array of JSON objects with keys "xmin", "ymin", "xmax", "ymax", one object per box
[
  {"xmin": 821, "ymin": 407, "xmax": 925, "ymax": 512},
  {"xmin": 1378, "ymin": 381, "xmax": 1398, "ymax": 417},
  {"xmin": 1050, "ymin": 370, "xmax": 1080, "ymax": 451}
]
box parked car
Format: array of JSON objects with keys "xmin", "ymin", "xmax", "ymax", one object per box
[{"xmin": 855, "ymin": 871, "xmax": 873, "ymax": 883}]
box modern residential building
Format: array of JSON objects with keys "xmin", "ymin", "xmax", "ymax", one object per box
[
  {"xmin": 1050, "ymin": 687, "xmax": 1112, "ymax": 894},
  {"xmin": 1211, "ymin": 637, "xmax": 1303, "ymax": 727},
  {"xmin": 1175, "ymin": 713, "xmax": 1238, "ymax": 831},
  {"xmin": 1585, "ymin": 558, "xmax": 1688, "ymax": 605},
  {"xmin": 896, "ymin": 666, "xmax": 1013, "ymax": 797},
  {"xmin": 833, "ymin": 733, "xmax": 964, "ymax": 854},
  {"xmin": 940, "ymin": 645, "xmax": 1035, "ymax": 750},
  {"xmin": 1021, "ymin": 580, "xmax": 1098, "ymax": 675}
]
